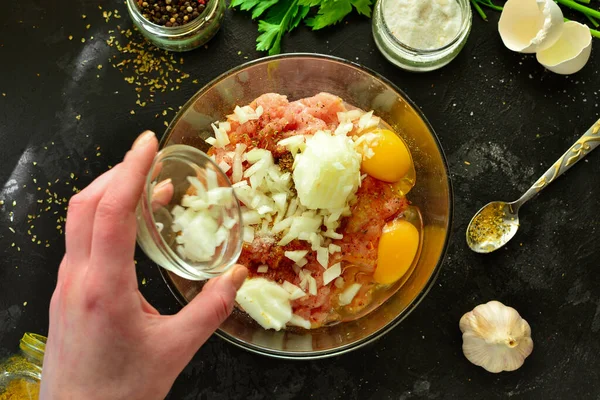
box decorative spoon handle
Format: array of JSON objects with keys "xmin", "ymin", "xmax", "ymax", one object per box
[{"xmin": 516, "ymin": 119, "xmax": 600, "ymax": 207}]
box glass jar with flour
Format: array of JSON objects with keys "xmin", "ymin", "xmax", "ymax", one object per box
[{"xmin": 372, "ymin": 0, "xmax": 472, "ymax": 72}]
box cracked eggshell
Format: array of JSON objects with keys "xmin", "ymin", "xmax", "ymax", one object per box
[
  {"xmin": 499, "ymin": 0, "xmax": 564, "ymax": 53},
  {"xmin": 536, "ymin": 21, "xmax": 592, "ymax": 75}
]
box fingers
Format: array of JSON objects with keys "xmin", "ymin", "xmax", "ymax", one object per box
[
  {"xmin": 169, "ymin": 265, "xmax": 248, "ymax": 349},
  {"xmin": 63, "ymin": 167, "xmax": 120, "ymax": 273},
  {"xmin": 138, "ymin": 292, "xmax": 160, "ymax": 315},
  {"xmin": 151, "ymin": 179, "xmax": 174, "ymax": 212},
  {"xmin": 90, "ymin": 131, "xmax": 158, "ymax": 279}
]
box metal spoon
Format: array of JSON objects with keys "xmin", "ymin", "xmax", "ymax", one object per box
[{"xmin": 466, "ymin": 119, "xmax": 600, "ymax": 253}]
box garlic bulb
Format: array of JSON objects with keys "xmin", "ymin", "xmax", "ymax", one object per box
[{"xmin": 459, "ymin": 301, "xmax": 533, "ymax": 373}]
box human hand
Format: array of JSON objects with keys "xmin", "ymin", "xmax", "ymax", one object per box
[{"xmin": 40, "ymin": 131, "xmax": 248, "ymax": 400}]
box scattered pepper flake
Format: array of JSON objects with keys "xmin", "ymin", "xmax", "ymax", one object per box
[
  {"xmin": 68, "ymin": 35, "xmax": 73, "ymax": 40},
  {"xmin": 23, "ymin": 302, "xmax": 27, "ymax": 306},
  {"xmin": 97, "ymin": 64, "xmax": 103, "ymax": 70},
  {"xmin": 142, "ymin": 278, "xmax": 147, "ymax": 286},
  {"xmin": 76, "ymin": 115, "xmax": 81, "ymax": 120},
  {"xmin": 81, "ymin": 38, "xmax": 86, "ymax": 43},
  {"xmin": 464, "ymin": 161, "xmax": 471, "ymax": 165}
]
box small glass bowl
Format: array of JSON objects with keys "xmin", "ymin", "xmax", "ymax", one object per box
[
  {"xmin": 136, "ymin": 144, "xmax": 243, "ymax": 281},
  {"xmin": 125, "ymin": 0, "xmax": 225, "ymax": 52},
  {"xmin": 372, "ymin": 0, "xmax": 472, "ymax": 72}
]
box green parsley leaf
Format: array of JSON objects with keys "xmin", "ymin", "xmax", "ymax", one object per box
[
  {"xmin": 257, "ymin": 0, "xmax": 301, "ymax": 55},
  {"xmin": 351, "ymin": 0, "xmax": 373, "ymax": 17},
  {"xmin": 232, "ymin": 0, "xmax": 373, "ymax": 54},
  {"xmin": 251, "ymin": 0, "xmax": 281, "ymax": 19},
  {"xmin": 290, "ymin": 5, "xmax": 310, "ymax": 30},
  {"xmin": 305, "ymin": 0, "xmax": 353, "ymax": 30}
]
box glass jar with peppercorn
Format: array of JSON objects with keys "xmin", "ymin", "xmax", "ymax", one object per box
[{"xmin": 126, "ymin": 0, "xmax": 225, "ymax": 52}]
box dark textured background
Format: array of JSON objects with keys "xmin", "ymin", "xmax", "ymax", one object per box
[{"xmin": 1, "ymin": 1, "xmax": 599, "ymax": 399}]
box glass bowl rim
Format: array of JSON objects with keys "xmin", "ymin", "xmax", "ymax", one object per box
[
  {"xmin": 376, "ymin": 0, "xmax": 472, "ymax": 54},
  {"xmin": 157, "ymin": 53, "xmax": 454, "ymax": 359}
]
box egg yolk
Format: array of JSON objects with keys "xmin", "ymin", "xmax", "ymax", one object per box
[
  {"xmin": 373, "ymin": 219, "xmax": 419, "ymax": 285},
  {"xmin": 357, "ymin": 129, "xmax": 412, "ymax": 183}
]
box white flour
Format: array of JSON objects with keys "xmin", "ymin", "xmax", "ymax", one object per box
[{"xmin": 383, "ymin": 0, "xmax": 462, "ymax": 50}]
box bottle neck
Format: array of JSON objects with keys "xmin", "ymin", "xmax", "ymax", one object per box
[{"xmin": 19, "ymin": 333, "xmax": 46, "ymax": 367}]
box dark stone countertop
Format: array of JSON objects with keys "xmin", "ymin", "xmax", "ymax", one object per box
[{"xmin": 1, "ymin": 1, "xmax": 599, "ymax": 399}]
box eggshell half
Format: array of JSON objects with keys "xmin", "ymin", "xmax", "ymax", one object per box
[
  {"xmin": 499, "ymin": 0, "xmax": 564, "ymax": 53},
  {"xmin": 536, "ymin": 21, "xmax": 592, "ymax": 75}
]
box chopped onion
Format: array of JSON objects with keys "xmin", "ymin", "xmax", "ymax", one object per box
[
  {"xmin": 323, "ymin": 263, "xmax": 341, "ymax": 285},
  {"xmin": 231, "ymin": 143, "xmax": 247, "ymax": 183},
  {"xmin": 277, "ymin": 135, "xmax": 305, "ymax": 155},
  {"xmin": 282, "ymin": 280, "xmax": 300, "ymax": 293},
  {"xmin": 218, "ymin": 161, "xmax": 231, "ymax": 173},
  {"xmin": 284, "ymin": 250, "xmax": 309, "ymax": 263},
  {"xmin": 328, "ymin": 244, "xmax": 342, "ymax": 254},
  {"xmin": 292, "ymin": 131, "xmax": 361, "ymax": 210},
  {"xmin": 339, "ymin": 283, "xmax": 361, "ymax": 306},
  {"xmin": 170, "ymin": 177, "xmax": 236, "ymax": 264},
  {"xmin": 323, "ymin": 230, "xmax": 343, "ymax": 240},
  {"xmin": 243, "ymin": 226, "xmax": 254, "ymax": 243},
  {"xmin": 307, "ymin": 275, "xmax": 318, "ymax": 296},
  {"xmin": 358, "ymin": 111, "xmax": 380, "ymax": 132},
  {"xmin": 337, "ymin": 110, "xmax": 362, "ymax": 124},
  {"xmin": 288, "ymin": 314, "xmax": 311, "ymax": 329},
  {"xmin": 282, "ymin": 281, "xmax": 306, "ymax": 300},
  {"xmin": 210, "ymin": 123, "xmax": 230, "ymax": 148},
  {"xmin": 334, "ymin": 277, "xmax": 345, "ymax": 289},
  {"xmin": 334, "ymin": 122, "xmax": 354, "ymax": 136},
  {"xmin": 295, "ymin": 257, "xmax": 308, "ymax": 267},
  {"xmin": 316, "ymin": 247, "xmax": 329, "ymax": 269},
  {"xmin": 257, "ymin": 265, "xmax": 269, "ymax": 273},
  {"xmin": 242, "ymin": 210, "xmax": 261, "ymax": 225},
  {"xmin": 205, "ymin": 168, "xmax": 218, "ymax": 191},
  {"xmin": 218, "ymin": 121, "xmax": 231, "ymax": 132},
  {"xmin": 235, "ymin": 278, "xmax": 292, "ymax": 331}
]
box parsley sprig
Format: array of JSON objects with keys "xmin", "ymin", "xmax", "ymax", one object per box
[{"xmin": 230, "ymin": 0, "xmax": 374, "ymax": 55}]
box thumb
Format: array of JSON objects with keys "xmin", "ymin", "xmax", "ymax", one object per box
[{"xmin": 169, "ymin": 264, "xmax": 248, "ymax": 349}]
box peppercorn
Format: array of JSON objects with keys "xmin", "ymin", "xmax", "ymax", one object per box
[{"xmin": 136, "ymin": 0, "xmax": 206, "ymax": 27}]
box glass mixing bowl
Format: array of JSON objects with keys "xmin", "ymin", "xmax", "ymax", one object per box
[{"xmin": 157, "ymin": 54, "xmax": 453, "ymax": 359}]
